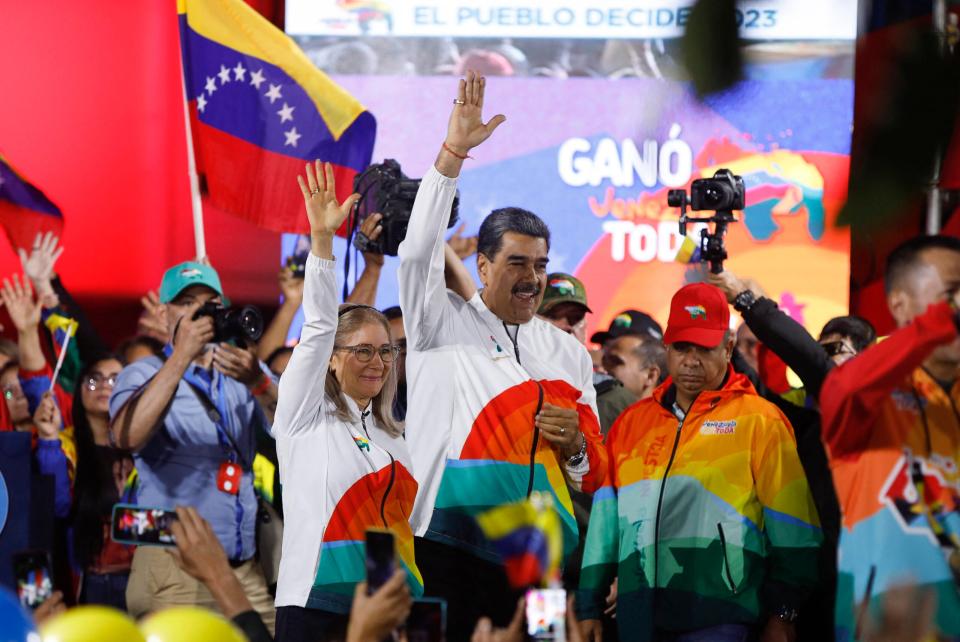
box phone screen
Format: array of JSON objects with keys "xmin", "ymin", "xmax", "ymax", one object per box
[
  {"xmin": 404, "ymin": 598, "xmax": 446, "ymax": 642},
  {"xmin": 111, "ymin": 504, "xmax": 178, "ymax": 547},
  {"xmin": 525, "ymin": 588, "xmax": 566, "ymax": 642},
  {"xmin": 365, "ymin": 529, "xmax": 396, "ymax": 594},
  {"xmin": 13, "ymin": 550, "xmax": 54, "ymax": 610}
]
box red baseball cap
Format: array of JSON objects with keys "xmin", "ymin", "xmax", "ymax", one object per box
[{"xmin": 663, "ymin": 283, "xmax": 730, "ymax": 348}]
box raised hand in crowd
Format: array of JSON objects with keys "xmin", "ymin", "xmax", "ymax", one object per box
[
  {"xmin": 436, "ymin": 68, "xmax": 506, "ymax": 177},
  {"xmin": 18, "ymin": 231, "xmax": 63, "ymax": 309},
  {"xmin": 297, "ymin": 160, "xmax": 360, "ymax": 259},
  {"xmin": 536, "ymin": 403, "xmax": 584, "ymax": 460},
  {"xmin": 0, "ymin": 274, "xmax": 45, "ymax": 371},
  {"xmin": 448, "ymin": 223, "xmax": 479, "ymax": 260},
  {"xmin": 473, "ymin": 596, "xmax": 584, "ymax": 642},
  {"xmin": 33, "ymin": 392, "xmax": 61, "ymax": 440},
  {"xmin": 346, "ymin": 212, "xmax": 385, "ymax": 305},
  {"xmin": 706, "ymin": 269, "xmax": 765, "ymax": 304},
  {"xmin": 256, "ymin": 267, "xmax": 304, "ymax": 362},
  {"xmin": 346, "ymin": 570, "xmax": 413, "ymax": 642},
  {"xmin": 138, "ymin": 289, "xmax": 170, "ymax": 343}
]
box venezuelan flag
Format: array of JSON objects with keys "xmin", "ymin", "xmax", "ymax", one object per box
[
  {"xmin": 178, "ymin": 0, "xmax": 376, "ymax": 234},
  {"xmin": 674, "ymin": 234, "xmax": 702, "ymax": 264},
  {"xmin": 476, "ymin": 492, "xmax": 563, "ymax": 589},
  {"xmin": 43, "ymin": 311, "xmax": 80, "ymax": 391},
  {"xmin": 0, "ymin": 154, "xmax": 64, "ymax": 253}
]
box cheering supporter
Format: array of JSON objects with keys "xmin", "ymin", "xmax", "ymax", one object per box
[
  {"xmin": 70, "ymin": 355, "xmax": 137, "ymax": 610},
  {"xmin": 818, "ymin": 235, "xmax": 960, "ymax": 641},
  {"xmin": 271, "ymin": 160, "xmax": 420, "ymax": 642},
  {"xmin": 109, "ymin": 260, "xmax": 277, "ymax": 629},
  {"xmin": 398, "ymin": 70, "xmax": 606, "ymax": 640},
  {"xmin": 577, "ymin": 282, "xmax": 822, "ymax": 642}
]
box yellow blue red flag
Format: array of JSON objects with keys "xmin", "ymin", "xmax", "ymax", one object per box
[
  {"xmin": 476, "ymin": 492, "xmax": 562, "ymax": 589},
  {"xmin": 177, "ymin": 0, "xmax": 376, "ymax": 233}
]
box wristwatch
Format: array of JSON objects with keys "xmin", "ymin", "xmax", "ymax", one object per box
[
  {"xmin": 567, "ymin": 434, "xmax": 587, "ymax": 466},
  {"xmin": 773, "ymin": 605, "xmax": 799, "ymax": 624},
  {"xmin": 733, "ymin": 289, "xmax": 758, "ymax": 314}
]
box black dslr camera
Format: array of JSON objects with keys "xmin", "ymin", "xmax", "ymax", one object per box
[
  {"xmin": 667, "ymin": 168, "xmax": 745, "ymax": 273},
  {"xmin": 193, "ymin": 303, "xmax": 264, "ymax": 344},
  {"xmin": 350, "ymin": 159, "xmax": 460, "ymax": 257}
]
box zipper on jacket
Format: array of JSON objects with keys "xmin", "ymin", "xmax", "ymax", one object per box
[
  {"xmin": 527, "ymin": 382, "xmax": 545, "ymax": 497},
  {"xmin": 359, "ymin": 409, "xmax": 396, "ymax": 528},
  {"xmin": 380, "ymin": 454, "xmax": 397, "ymax": 527},
  {"xmin": 716, "ymin": 523, "xmax": 738, "ymax": 594},
  {"xmin": 652, "ymin": 415, "xmax": 685, "ymax": 587},
  {"xmin": 503, "ymin": 321, "xmax": 521, "ymax": 364}
]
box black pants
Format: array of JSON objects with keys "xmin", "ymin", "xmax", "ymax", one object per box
[
  {"xmin": 416, "ymin": 537, "xmax": 524, "ymax": 642},
  {"xmin": 275, "ymin": 606, "xmax": 348, "ymax": 642}
]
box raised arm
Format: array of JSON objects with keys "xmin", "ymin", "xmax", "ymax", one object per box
[
  {"xmin": 708, "ymin": 270, "xmax": 834, "ymax": 399},
  {"xmin": 256, "ymin": 267, "xmax": 303, "ymax": 361},
  {"xmin": 398, "ymin": 70, "xmax": 504, "ymax": 349},
  {"xmin": 273, "ymin": 161, "xmax": 358, "ymax": 438},
  {"xmin": 346, "ymin": 213, "xmax": 385, "ymax": 306}
]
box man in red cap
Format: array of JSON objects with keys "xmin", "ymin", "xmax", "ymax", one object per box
[{"xmin": 577, "ymin": 283, "xmax": 822, "ymax": 642}]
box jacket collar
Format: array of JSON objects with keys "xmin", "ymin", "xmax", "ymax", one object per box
[{"xmin": 654, "ymin": 365, "xmax": 755, "ymax": 413}]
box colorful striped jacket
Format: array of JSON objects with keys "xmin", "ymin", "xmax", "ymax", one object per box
[
  {"xmin": 398, "ymin": 166, "xmax": 607, "ymax": 564},
  {"xmin": 820, "ymin": 301, "xmax": 960, "ymax": 641},
  {"xmin": 577, "ymin": 369, "xmax": 822, "ymax": 639}
]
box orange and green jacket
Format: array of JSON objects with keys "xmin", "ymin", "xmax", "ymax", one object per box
[{"xmin": 577, "ymin": 369, "xmax": 822, "ymax": 639}]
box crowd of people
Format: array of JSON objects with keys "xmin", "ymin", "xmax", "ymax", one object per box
[{"xmin": 3, "ymin": 71, "xmax": 960, "ymax": 642}]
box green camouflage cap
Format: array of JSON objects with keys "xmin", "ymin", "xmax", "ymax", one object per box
[{"xmin": 538, "ymin": 272, "xmax": 592, "ymax": 314}]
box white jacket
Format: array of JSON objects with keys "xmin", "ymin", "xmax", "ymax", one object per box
[
  {"xmin": 273, "ymin": 255, "xmax": 422, "ymax": 613},
  {"xmin": 398, "ymin": 166, "xmax": 607, "ymax": 562}
]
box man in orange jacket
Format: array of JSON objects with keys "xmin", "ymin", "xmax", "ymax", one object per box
[{"xmin": 577, "ymin": 283, "xmax": 822, "ymax": 642}]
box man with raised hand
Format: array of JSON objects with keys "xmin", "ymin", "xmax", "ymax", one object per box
[{"xmin": 398, "ymin": 70, "xmax": 607, "ymax": 640}]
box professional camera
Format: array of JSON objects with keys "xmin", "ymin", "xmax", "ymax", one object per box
[
  {"xmin": 667, "ymin": 169, "xmax": 745, "ymax": 273},
  {"xmin": 193, "ymin": 302, "xmax": 264, "ymax": 344},
  {"xmin": 286, "ymin": 250, "xmax": 309, "ymax": 279},
  {"xmin": 350, "ymin": 159, "xmax": 460, "ymax": 257}
]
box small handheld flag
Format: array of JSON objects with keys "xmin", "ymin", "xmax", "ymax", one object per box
[
  {"xmin": 674, "ymin": 234, "xmax": 702, "ymax": 264},
  {"xmin": 476, "ymin": 492, "xmax": 562, "ymax": 589},
  {"xmin": 0, "ymin": 154, "xmax": 64, "ymax": 253}
]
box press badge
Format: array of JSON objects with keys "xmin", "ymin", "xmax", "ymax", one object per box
[{"xmin": 217, "ymin": 461, "xmax": 242, "ymax": 495}]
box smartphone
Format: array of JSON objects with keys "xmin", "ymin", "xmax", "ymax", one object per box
[
  {"xmin": 525, "ymin": 588, "xmax": 566, "ymax": 642},
  {"xmin": 13, "ymin": 549, "xmax": 54, "ymax": 610},
  {"xmin": 365, "ymin": 529, "xmax": 396, "ymax": 594},
  {"xmin": 404, "ymin": 598, "xmax": 447, "ymax": 642},
  {"xmin": 110, "ymin": 503, "xmax": 178, "ymax": 547}
]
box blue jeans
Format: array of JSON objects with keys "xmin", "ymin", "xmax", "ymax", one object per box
[
  {"xmin": 80, "ymin": 571, "xmax": 129, "ymax": 611},
  {"xmin": 658, "ymin": 623, "xmax": 752, "ymax": 642}
]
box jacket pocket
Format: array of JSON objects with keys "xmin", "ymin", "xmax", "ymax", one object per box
[{"xmin": 717, "ymin": 523, "xmax": 739, "ymax": 594}]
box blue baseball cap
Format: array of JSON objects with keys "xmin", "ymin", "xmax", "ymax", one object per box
[{"xmin": 159, "ymin": 261, "xmax": 224, "ymax": 304}]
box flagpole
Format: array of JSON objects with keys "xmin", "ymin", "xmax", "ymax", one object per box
[{"xmin": 178, "ymin": 42, "xmax": 207, "ymax": 260}]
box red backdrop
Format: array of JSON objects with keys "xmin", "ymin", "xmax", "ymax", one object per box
[{"xmin": 0, "ymin": 1, "xmax": 284, "ymax": 344}]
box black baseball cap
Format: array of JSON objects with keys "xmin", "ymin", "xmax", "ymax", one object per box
[{"xmin": 590, "ymin": 309, "xmax": 664, "ymax": 345}]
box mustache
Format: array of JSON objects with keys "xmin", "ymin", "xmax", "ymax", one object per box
[{"xmin": 512, "ymin": 283, "xmax": 541, "ymax": 296}]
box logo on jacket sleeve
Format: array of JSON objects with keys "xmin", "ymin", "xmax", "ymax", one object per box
[
  {"xmin": 353, "ymin": 436, "xmax": 371, "ymax": 452},
  {"xmin": 700, "ymin": 420, "xmax": 736, "ymax": 435},
  {"xmin": 685, "ymin": 305, "xmax": 707, "ymax": 320}
]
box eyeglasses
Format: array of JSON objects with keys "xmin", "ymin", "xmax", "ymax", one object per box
[
  {"xmin": 2, "ymin": 384, "xmax": 22, "ymax": 401},
  {"xmin": 820, "ymin": 341, "xmax": 856, "ymax": 358},
  {"xmin": 86, "ymin": 374, "xmax": 118, "ymax": 391},
  {"xmin": 335, "ymin": 344, "xmax": 402, "ymax": 363}
]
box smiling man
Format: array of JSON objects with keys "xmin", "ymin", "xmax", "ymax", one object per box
[
  {"xmin": 398, "ymin": 71, "xmax": 606, "ymax": 640},
  {"xmin": 577, "ymin": 282, "xmax": 821, "ymax": 642}
]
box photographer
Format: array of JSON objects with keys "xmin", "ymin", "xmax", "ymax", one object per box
[{"xmin": 109, "ymin": 260, "xmax": 276, "ymax": 630}]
